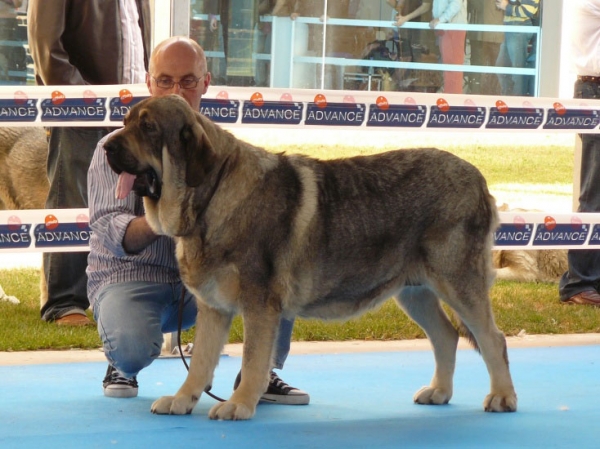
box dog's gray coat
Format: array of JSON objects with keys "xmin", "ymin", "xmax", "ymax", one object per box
[{"xmin": 105, "ymin": 95, "xmax": 517, "ymax": 420}]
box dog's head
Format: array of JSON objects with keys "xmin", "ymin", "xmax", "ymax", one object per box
[{"xmin": 104, "ymin": 94, "xmax": 217, "ymax": 202}]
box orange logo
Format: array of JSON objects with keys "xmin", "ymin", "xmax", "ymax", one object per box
[
  {"xmin": 280, "ymin": 93, "xmax": 293, "ymax": 103},
  {"xmin": 45, "ymin": 214, "xmax": 59, "ymax": 230},
  {"xmin": 376, "ymin": 96, "xmax": 389, "ymax": 110},
  {"xmin": 251, "ymin": 92, "xmax": 264, "ymax": 107},
  {"xmin": 51, "ymin": 91, "xmax": 66, "ymax": 105},
  {"xmin": 496, "ymin": 100, "xmax": 508, "ymax": 114},
  {"xmin": 314, "ymin": 94, "xmax": 327, "ymax": 108},
  {"xmin": 544, "ymin": 216, "xmax": 556, "ymax": 231},
  {"xmin": 436, "ymin": 98, "xmax": 450, "ymax": 112},
  {"xmin": 553, "ymin": 102, "xmax": 566, "ymax": 116},
  {"xmin": 119, "ymin": 89, "xmax": 133, "ymax": 104},
  {"xmin": 216, "ymin": 91, "xmax": 229, "ymax": 100},
  {"xmin": 404, "ymin": 97, "xmax": 416, "ymax": 105}
]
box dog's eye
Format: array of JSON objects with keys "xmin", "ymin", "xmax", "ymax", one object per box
[{"xmin": 141, "ymin": 120, "xmax": 156, "ymax": 132}]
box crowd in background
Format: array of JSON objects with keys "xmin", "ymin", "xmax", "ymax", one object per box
[{"xmin": 190, "ymin": 0, "xmax": 541, "ymax": 95}]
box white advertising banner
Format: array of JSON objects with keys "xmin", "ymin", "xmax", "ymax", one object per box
[
  {"xmin": 0, "ymin": 84, "xmax": 596, "ymax": 253},
  {"xmin": 0, "ymin": 84, "xmax": 598, "ymax": 133}
]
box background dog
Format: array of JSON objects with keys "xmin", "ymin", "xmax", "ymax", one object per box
[
  {"xmin": 493, "ymin": 205, "xmax": 568, "ymax": 283},
  {"xmin": 0, "ymin": 127, "xmax": 48, "ymax": 210},
  {"xmin": 105, "ymin": 95, "xmax": 517, "ymax": 421},
  {"xmin": 0, "ymin": 127, "xmax": 49, "ymax": 305}
]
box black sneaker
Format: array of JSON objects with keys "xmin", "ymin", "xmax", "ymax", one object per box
[
  {"xmin": 103, "ymin": 365, "xmax": 138, "ymax": 398},
  {"xmin": 233, "ymin": 370, "xmax": 310, "ymax": 405}
]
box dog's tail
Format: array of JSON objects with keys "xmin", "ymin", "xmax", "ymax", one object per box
[{"xmin": 454, "ymin": 187, "xmax": 499, "ymax": 354}]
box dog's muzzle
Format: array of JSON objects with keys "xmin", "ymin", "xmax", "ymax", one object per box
[{"xmin": 133, "ymin": 169, "xmax": 161, "ymax": 200}]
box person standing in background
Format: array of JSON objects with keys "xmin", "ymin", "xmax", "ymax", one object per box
[
  {"xmin": 495, "ymin": 0, "xmax": 540, "ymax": 96},
  {"xmin": 27, "ymin": 0, "xmax": 151, "ymax": 325},
  {"xmin": 468, "ymin": 0, "xmax": 504, "ymax": 95},
  {"xmin": 559, "ymin": 0, "xmax": 600, "ymax": 307},
  {"xmin": 394, "ymin": 0, "xmax": 468, "ymax": 94},
  {"xmin": 254, "ymin": 0, "xmax": 277, "ymax": 87}
]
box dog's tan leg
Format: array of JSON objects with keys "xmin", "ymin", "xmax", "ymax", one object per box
[
  {"xmin": 464, "ymin": 314, "xmax": 517, "ymax": 412},
  {"xmin": 396, "ymin": 286, "xmax": 458, "ymax": 405},
  {"xmin": 442, "ymin": 283, "xmax": 517, "ymax": 413},
  {"xmin": 209, "ymin": 303, "xmax": 280, "ymax": 421},
  {"xmin": 151, "ymin": 301, "xmax": 232, "ymax": 415}
]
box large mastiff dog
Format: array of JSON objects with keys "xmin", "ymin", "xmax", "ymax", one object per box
[{"xmin": 104, "ymin": 95, "xmax": 517, "ymax": 420}]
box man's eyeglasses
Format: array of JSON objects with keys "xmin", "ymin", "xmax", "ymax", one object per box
[{"xmin": 151, "ymin": 75, "xmax": 205, "ymax": 90}]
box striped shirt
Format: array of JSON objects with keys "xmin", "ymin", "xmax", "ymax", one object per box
[
  {"xmin": 503, "ymin": 0, "xmax": 540, "ymax": 25},
  {"xmin": 86, "ymin": 131, "xmax": 181, "ymax": 306},
  {"xmin": 119, "ymin": 0, "xmax": 146, "ymax": 84}
]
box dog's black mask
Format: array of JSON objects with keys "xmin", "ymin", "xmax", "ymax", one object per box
[{"xmin": 132, "ymin": 169, "xmax": 161, "ymax": 200}]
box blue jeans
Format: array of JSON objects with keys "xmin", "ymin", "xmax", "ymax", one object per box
[
  {"xmin": 495, "ymin": 23, "xmax": 533, "ymax": 96},
  {"xmin": 559, "ymin": 80, "xmax": 600, "ymax": 301},
  {"xmin": 93, "ymin": 281, "xmax": 295, "ymax": 377},
  {"xmin": 41, "ymin": 127, "xmax": 111, "ymax": 321}
]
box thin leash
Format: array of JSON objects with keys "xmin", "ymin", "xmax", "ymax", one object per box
[{"xmin": 177, "ymin": 286, "xmax": 226, "ymax": 403}]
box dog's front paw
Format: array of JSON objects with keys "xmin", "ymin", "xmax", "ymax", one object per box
[
  {"xmin": 151, "ymin": 394, "xmax": 199, "ymax": 415},
  {"xmin": 209, "ymin": 400, "xmax": 255, "ymax": 421},
  {"xmin": 483, "ymin": 392, "xmax": 517, "ymax": 412},
  {"xmin": 413, "ymin": 386, "xmax": 452, "ymax": 405}
]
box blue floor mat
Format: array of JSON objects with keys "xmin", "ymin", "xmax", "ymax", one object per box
[{"xmin": 2, "ymin": 345, "xmax": 599, "ymax": 448}]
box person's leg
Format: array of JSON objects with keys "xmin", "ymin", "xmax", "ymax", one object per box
[
  {"xmin": 480, "ymin": 42, "xmax": 501, "ymax": 95},
  {"xmin": 505, "ymin": 28, "xmax": 530, "ymax": 96},
  {"xmin": 253, "ymin": 24, "xmax": 269, "ymax": 86},
  {"xmin": 41, "ymin": 127, "xmax": 108, "ymax": 322},
  {"xmin": 273, "ymin": 316, "xmax": 294, "ymax": 369},
  {"xmin": 495, "ymin": 39, "xmax": 510, "ymax": 95},
  {"xmin": 94, "ymin": 281, "xmax": 196, "ymax": 377},
  {"xmin": 559, "ymin": 80, "xmax": 600, "ymax": 302},
  {"xmin": 160, "ymin": 282, "xmax": 199, "ymax": 333},
  {"xmin": 439, "ymin": 30, "xmax": 465, "ymax": 94}
]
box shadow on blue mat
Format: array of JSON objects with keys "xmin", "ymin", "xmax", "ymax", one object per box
[{"xmin": 2, "ymin": 345, "xmax": 599, "ymax": 448}]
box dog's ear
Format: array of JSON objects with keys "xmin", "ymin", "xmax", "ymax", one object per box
[{"xmin": 181, "ymin": 123, "xmax": 217, "ymax": 188}]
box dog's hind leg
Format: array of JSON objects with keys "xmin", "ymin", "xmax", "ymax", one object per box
[
  {"xmin": 437, "ymin": 279, "xmax": 517, "ymax": 413},
  {"xmin": 151, "ymin": 301, "xmax": 233, "ymax": 415},
  {"xmin": 396, "ymin": 285, "xmax": 459, "ymax": 406},
  {"xmin": 209, "ymin": 300, "xmax": 281, "ymax": 420}
]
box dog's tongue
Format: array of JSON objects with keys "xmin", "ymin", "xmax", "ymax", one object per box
[{"xmin": 115, "ymin": 172, "xmax": 136, "ymax": 199}]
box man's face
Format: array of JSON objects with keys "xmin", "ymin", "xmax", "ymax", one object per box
[{"xmin": 146, "ymin": 41, "xmax": 210, "ymax": 111}]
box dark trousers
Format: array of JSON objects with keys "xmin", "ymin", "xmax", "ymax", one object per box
[
  {"xmin": 41, "ymin": 127, "xmax": 109, "ymax": 321},
  {"xmin": 559, "ymin": 80, "xmax": 600, "ymax": 301}
]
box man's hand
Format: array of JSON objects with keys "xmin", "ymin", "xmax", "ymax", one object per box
[
  {"xmin": 429, "ymin": 18, "xmax": 440, "ymax": 29},
  {"xmin": 496, "ymin": 0, "xmax": 509, "ymax": 11},
  {"xmin": 395, "ymin": 15, "xmax": 409, "ymax": 26}
]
